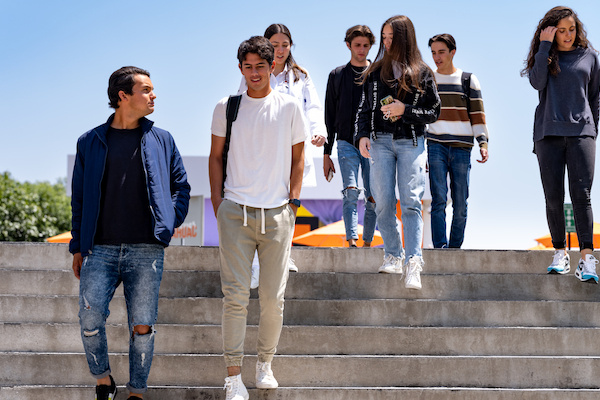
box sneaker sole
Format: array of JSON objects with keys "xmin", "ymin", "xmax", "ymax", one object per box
[
  {"xmin": 256, "ymin": 382, "xmax": 279, "ymax": 389},
  {"xmin": 547, "ymin": 267, "xmax": 570, "ymax": 275},
  {"xmin": 578, "ymin": 276, "xmax": 599, "ymax": 284},
  {"xmin": 378, "ymin": 269, "xmax": 402, "ymax": 274},
  {"xmin": 405, "ymin": 282, "xmax": 422, "ymax": 290},
  {"xmin": 575, "ymin": 270, "xmax": 599, "ymax": 284}
]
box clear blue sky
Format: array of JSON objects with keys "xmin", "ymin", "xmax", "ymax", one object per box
[{"xmin": 2, "ymin": 0, "xmax": 599, "ymax": 250}]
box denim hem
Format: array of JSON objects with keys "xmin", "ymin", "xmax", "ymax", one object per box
[
  {"xmin": 91, "ymin": 369, "xmax": 111, "ymax": 380},
  {"xmin": 126, "ymin": 383, "xmax": 148, "ymax": 394}
]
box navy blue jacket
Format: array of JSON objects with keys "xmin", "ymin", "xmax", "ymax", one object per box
[{"xmin": 69, "ymin": 114, "xmax": 191, "ymax": 256}]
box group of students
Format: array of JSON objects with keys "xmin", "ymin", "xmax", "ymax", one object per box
[
  {"xmin": 69, "ymin": 5, "xmax": 599, "ymax": 400},
  {"xmin": 236, "ymin": 17, "xmax": 491, "ymax": 294}
]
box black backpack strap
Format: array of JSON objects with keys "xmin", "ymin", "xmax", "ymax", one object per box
[
  {"xmin": 461, "ymin": 71, "xmax": 472, "ymax": 118},
  {"xmin": 222, "ymin": 94, "xmax": 242, "ymax": 197}
]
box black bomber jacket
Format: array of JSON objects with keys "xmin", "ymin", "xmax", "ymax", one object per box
[{"xmin": 355, "ymin": 67, "xmax": 441, "ymax": 145}]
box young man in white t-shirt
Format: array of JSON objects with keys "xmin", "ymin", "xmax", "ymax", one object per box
[{"xmin": 208, "ymin": 36, "xmax": 306, "ymax": 400}]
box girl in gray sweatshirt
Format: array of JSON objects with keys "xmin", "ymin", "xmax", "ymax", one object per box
[{"xmin": 522, "ymin": 6, "xmax": 600, "ymax": 282}]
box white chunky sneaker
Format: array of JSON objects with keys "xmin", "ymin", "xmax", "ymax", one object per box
[
  {"xmin": 256, "ymin": 361, "xmax": 279, "ymax": 389},
  {"xmin": 575, "ymin": 254, "xmax": 599, "ymax": 284},
  {"xmin": 223, "ymin": 374, "xmax": 249, "ymax": 400},
  {"xmin": 405, "ymin": 256, "xmax": 423, "ymax": 290},
  {"xmin": 250, "ymin": 254, "xmax": 260, "ymax": 289},
  {"xmin": 288, "ymin": 257, "xmax": 298, "ymax": 272},
  {"xmin": 378, "ymin": 254, "xmax": 404, "ymax": 274},
  {"xmin": 547, "ymin": 250, "xmax": 570, "ymax": 274}
]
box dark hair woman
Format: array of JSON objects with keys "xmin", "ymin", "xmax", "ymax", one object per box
[{"xmin": 522, "ymin": 6, "xmax": 600, "ymax": 281}]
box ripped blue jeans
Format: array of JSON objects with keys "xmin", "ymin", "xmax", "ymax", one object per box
[
  {"xmin": 78, "ymin": 244, "xmax": 164, "ymax": 394},
  {"xmin": 337, "ymin": 139, "xmax": 377, "ymax": 243}
]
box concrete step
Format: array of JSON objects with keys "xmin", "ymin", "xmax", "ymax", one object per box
[
  {"xmin": 4, "ymin": 269, "xmax": 600, "ymax": 301},
  {"xmin": 4, "ymin": 323, "xmax": 600, "ymax": 357},
  {"xmin": 4, "ymin": 386, "xmax": 600, "ymax": 400},
  {"xmin": 2, "ymin": 295, "xmax": 600, "ymax": 327},
  {"xmin": 4, "ymin": 244, "xmax": 599, "ymax": 398},
  {"xmin": 4, "ymin": 352, "xmax": 600, "ymax": 389},
  {"xmin": 1, "ymin": 242, "xmax": 591, "ymax": 274}
]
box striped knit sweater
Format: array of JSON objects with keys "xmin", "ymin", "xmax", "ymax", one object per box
[{"xmin": 426, "ymin": 68, "xmax": 488, "ymax": 148}]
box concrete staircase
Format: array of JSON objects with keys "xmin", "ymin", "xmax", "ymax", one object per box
[{"xmin": 1, "ymin": 242, "xmax": 600, "ymax": 399}]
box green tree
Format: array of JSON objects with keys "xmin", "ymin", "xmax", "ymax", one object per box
[{"xmin": 0, "ymin": 172, "xmax": 71, "ymax": 241}]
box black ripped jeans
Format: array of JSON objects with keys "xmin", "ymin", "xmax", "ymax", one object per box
[{"xmin": 535, "ymin": 135, "xmax": 596, "ymax": 250}]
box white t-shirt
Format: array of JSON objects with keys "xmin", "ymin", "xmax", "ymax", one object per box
[
  {"xmin": 238, "ymin": 67, "xmax": 326, "ymax": 188},
  {"xmin": 211, "ymin": 90, "xmax": 307, "ymax": 209}
]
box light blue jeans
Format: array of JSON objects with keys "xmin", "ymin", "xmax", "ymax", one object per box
[
  {"xmin": 369, "ymin": 134, "xmax": 426, "ymax": 260},
  {"xmin": 337, "ymin": 139, "xmax": 377, "ymax": 243},
  {"xmin": 78, "ymin": 244, "xmax": 164, "ymax": 394}
]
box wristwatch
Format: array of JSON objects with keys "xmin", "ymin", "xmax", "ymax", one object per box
[{"xmin": 289, "ymin": 199, "xmax": 301, "ymax": 207}]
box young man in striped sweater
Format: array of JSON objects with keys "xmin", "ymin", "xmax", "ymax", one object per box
[{"xmin": 427, "ymin": 34, "xmax": 489, "ymax": 249}]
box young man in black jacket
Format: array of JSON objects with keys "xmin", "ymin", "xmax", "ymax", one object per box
[{"xmin": 323, "ymin": 25, "xmax": 376, "ymax": 248}]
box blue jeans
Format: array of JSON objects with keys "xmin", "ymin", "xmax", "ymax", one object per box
[
  {"xmin": 337, "ymin": 140, "xmax": 377, "ymax": 243},
  {"xmin": 369, "ymin": 134, "xmax": 426, "ymax": 260},
  {"xmin": 78, "ymin": 244, "xmax": 164, "ymax": 394},
  {"xmin": 428, "ymin": 141, "xmax": 472, "ymax": 248}
]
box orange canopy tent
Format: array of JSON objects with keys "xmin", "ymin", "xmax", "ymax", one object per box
[
  {"xmin": 534, "ymin": 222, "xmax": 600, "ymax": 249},
  {"xmin": 46, "ymin": 231, "xmax": 72, "ymax": 243},
  {"xmin": 292, "ymin": 219, "xmax": 384, "ymax": 247}
]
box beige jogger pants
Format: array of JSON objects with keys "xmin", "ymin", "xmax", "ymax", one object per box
[{"xmin": 216, "ymin": 199, "xmax": 295, "ymax": 367}]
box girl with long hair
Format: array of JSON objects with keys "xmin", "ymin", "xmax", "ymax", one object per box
[
  {"xmin": 522, "ymin": 6, "xmax": 600, "ymax": 281},
  {"xmin": 357, "ymin": 15, "xmax": 440, "ymax": 289}
]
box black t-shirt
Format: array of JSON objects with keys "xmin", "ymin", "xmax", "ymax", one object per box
[{"xmin": 94, "ymin": 127, "xmax": 156, "ymax": 245}]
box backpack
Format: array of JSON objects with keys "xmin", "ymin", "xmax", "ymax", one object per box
[{"xmin": 221, "ymin": 94, "xmax": 242, "ymax": 197}]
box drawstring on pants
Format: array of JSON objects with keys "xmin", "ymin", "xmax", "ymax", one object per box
[{"xmin": 242, "ymin": 204, "xmax": 266, "ymax": 234}]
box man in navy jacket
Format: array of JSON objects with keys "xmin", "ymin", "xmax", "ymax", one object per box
[{"xmin": 70, "ymin": 66, "xmax": 190, "ymax": 400}]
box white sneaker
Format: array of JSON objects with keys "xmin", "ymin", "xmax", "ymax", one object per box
[
  {"xmin": 378, "ymin": 254, "xmax": 404, "ymax": 274},
  {"xmin": 288, "ymin": 257, "xmax": 298, "ymax": 272},
  {"xmin": 256, "ymin": 360, "xmax": 279, "ymax": 389},
  {"xmin": 250, "ymin": 255, "xmax": 260, "ymax": 289},
  {"xmin": 575, "ymin": 254, "xmax": 599, "ymax": 284},
  {"xmin": 547, "ymin": 250, "xmax": 570, "ymax": 274},
  {"xmin": 405, "ymin": 256, "xmax": 423, "ymax": 290},
  {"xmin": 223, "ymin": 374, "xmax": 249, "ymax": 400}
]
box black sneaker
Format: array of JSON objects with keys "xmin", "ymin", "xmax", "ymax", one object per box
[{"xmin": 95, "ymin": 375, "xmax": 117, "ymax": 400}]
